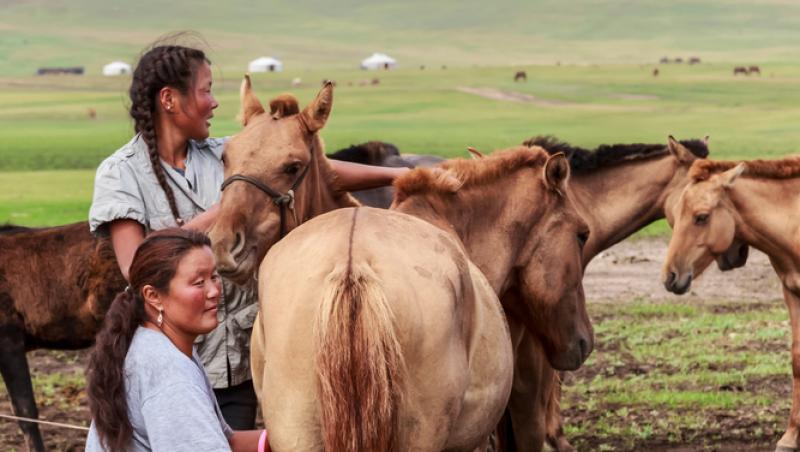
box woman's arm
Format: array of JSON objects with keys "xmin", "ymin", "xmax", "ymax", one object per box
[
  {"xmin": 183, "ymin": 203, "xmax": 220, "ymax": 232},
  {"xmin": 229, "ymin": 430, "xmax": 265, "ymax": 452},
  {"xmin": 109, "ymin": 219, "xmax": 145, "ymax": 281},
  {"xmin": 328, "ymin": 159, "xmax": 409, "ymax": 191}
]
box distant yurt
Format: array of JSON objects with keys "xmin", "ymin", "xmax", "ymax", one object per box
[
  {"xmin": 102, "ymin": 61, "xmax": 131, "ymax": 76},
  {"xmin": 248, "ymin": 56, "xmax": 283, "ymax": 72},
  {"xmin": 360, "ymin": 53, "xmax": 397, "ymax": 70}
]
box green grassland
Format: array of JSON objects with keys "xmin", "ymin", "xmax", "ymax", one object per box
[
  {"xmin": 564, "ymin": 298, "xmax": 790, "ymax": 450},
  {"xmin": 2, "ymin": 62, "xmax": 799, "ymax": 227},
  {"xmin": 3, "ymin": 0, "xmax": 800, "ymax": 76}
]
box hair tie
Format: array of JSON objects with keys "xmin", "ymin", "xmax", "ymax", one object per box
[{"xmin": 125, "ymin": 285, "xmax": 134, "ymax": 296}]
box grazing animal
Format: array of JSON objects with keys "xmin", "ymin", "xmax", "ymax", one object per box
[
  {"xmin": 674, "ymin": 57, "xmax": 684, "ymax": 64},
  {"xmin": 660, "ymin": 57, "xmax": 670, "ymax": 64},
  {"xmin": 514, "ymin": 70, "xmax": 527, "ymax": 82},
  {"xmin": 733, "ymin": 66, "xmax": 749, "ymax": 75},
  {"xmin": 652, "ymin": 68, "xmax": 659, "ymax": 77},
  {"xmin": 210, "ymin": 77, "xmax": 592, "ymax": 451},
  {"xmin": 660, "ymin": 155, "xmax": 800, "ymax": 452},
  {"xmin": 748, "ymin": 65, "xmax": 761, "ymax": 75},
  {"xmin": 689, "ymin": 57, "xmax": 701, "ymax": 65},
  {"xmin": 87, "ymin": 108, "xmax": 97, "ymax": 119},
  {"xmin": 0, "ymin": 223, "xmax": 126, "ymax": 451}
]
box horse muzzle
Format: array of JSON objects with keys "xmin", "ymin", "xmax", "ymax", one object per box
[{"xmin": 664, "ymin": 271, "xmax": 693, "ymax": 295}]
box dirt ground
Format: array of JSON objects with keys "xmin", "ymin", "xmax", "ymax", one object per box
[{"xmin": 0, "ymin": 237, "xmax": 788, "ymax": 451}]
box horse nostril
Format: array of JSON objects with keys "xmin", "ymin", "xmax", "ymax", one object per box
[
  {"xmin": 231, "ymin": 232, "xmax": 244, "ymax": 256},
  {"xmin": 579, "ymin": 338, "xmax": 589, "ymax": 360},
  {"xmin": 666, "ymin": 272, "xmax": 677, "ymax": 287}
]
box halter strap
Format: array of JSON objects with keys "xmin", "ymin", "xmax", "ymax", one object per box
[{"xmin": 220, "ymin": 151, "xmax": 314, "ymax": 238}]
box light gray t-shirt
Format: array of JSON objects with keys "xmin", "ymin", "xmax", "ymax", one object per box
[
  {"xmin": 85, "ymin": 327, "xmax": 233, "ymax": 452},
  {"xmin": 88, "ymin": 134, "xmax": 259, "ymax": 388}
]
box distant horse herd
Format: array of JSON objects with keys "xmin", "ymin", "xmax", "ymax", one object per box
[{"xmin": 1, "ymin": 76, "xmax": 798, "ymax": 452}]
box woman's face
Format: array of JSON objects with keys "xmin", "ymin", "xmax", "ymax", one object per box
[
  {"xmin": 176, "ymin": 61, "xmax": 218, "ymax": 140},
  {"xmin": 161, "ymin": 246, "xmax": 221, "ymax": 336}
]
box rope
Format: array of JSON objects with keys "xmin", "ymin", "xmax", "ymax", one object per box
[{"xmin": 0, "ymin": 412, "xmax": 89, "ymax": 431}]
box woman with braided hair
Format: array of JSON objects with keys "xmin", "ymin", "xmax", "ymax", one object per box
[{"xmin": 89, "ymin": 43, "xmax": 407, "ymax": 431}]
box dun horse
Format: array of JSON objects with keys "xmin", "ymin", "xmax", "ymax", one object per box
[
  {"xmin": 209, "ymin": 77, "xmax": 593, "ymax": 450},
  {"xmin": 661, "ymin": 156, "xmax": 800, "ymax": 452},
  {"xmin": 509, "ymin": 134, "xmax": 751, "ymax": 451}
]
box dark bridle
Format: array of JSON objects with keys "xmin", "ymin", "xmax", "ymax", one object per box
[{"xmin": 220, "ymin": 151, "xmax": 314, "ymax": 239}]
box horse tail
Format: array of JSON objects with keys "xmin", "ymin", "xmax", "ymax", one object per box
[{"xmin": 314, "ymin": 262, "xmax": 404, "ymax": 452}]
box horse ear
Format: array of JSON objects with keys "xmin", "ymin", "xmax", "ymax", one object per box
[
  {"xmin": 239, "ymin": 74, "xmax": 265, "ymax": 126},
  {"xmin": 721, "ymin": 163, "xmax": 745, "ymax": 188},
  {"xmin": 703, "ymin": 135, "xmax": 710, "ymax": 145},
  {"xmin": 300, "ymin": 81, "xmax": 334, "ymax": 133},
  {"xmin": 543, "ymin": 152, "xmax": 570, "ymax": 193},
  {"xmin": 467, "ymin": 147, "xmax": 485, "ymax": 159},
  {"xmin": 269, "ymin": 94, "xmax": 300, "ymax": 119},
  {"xmin": 667, "ymin": 135, "xmax": 695, "ymax": 164}
]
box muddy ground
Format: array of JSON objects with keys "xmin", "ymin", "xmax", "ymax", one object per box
[{"xmin": 0, "ymin": 237, "xmax": 788, "ymax": 451}]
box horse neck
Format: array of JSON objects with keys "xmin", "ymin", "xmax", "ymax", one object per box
[
  {"xmin": 728, "ymin": 178, "xmax": 800, "ymax": 276},
  {"xmin": 394, "ymin": 180, "xmax": 526, "ymax": 294},
  {"xmin": 296, "ymin": 138, "xmax": 359, "ymax": 223},
  {"xmin": 570, "ymin": 155, "xmax": 679, "ymax": 262}
]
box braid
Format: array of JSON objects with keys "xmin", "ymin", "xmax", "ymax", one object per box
[{"xmin": 129, "ymin": 45, "xmax": 209, "ymax": 225}]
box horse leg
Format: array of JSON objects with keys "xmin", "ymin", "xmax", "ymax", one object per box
[
  {"xmin": 777, "ymin": 287, "xmax": 800, "ymax": 452},
  {"xmin": 544, "ymin": 373, "xmax": 575, "ymax": 452},
  {"xmin": 506, "ymin": 331, "xmax": 548, "ymax": 452},
  {"xmin": 0, "ymin": 325, "xmax": 45, "ymax": 452}
]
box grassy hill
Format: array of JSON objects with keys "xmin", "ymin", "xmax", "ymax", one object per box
[{"xmin": 2, "ymin": 0, "xmax": 800, "ymax": 76}]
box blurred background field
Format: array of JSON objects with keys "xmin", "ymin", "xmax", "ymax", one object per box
[{"xmin": 3, "ymin": 62, "xmax": 800, "ymax": 229}]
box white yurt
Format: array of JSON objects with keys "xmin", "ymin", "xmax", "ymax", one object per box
[
  {"xmin": 102, "ymin": 61, "xmax": 132, "ymax": 76},
  {"xmin": 360, "ymin": 53, "xmax": 397, "ymax": 70},
  {"xmin": 248, "ymin": 56, "xmax": 283, "ymax": 73}
]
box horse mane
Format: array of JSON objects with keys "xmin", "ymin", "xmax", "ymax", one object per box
[
  {"xmin": 522, "ymin": 135, "xmax": 709, "ymax": 172},
  {"xmin": 0, "ymin": 224, "xmax": 34, "ymax": 235},
  {"xmin": 327, "ymin": 141, "xmax": 401, "ymax": 165},
  {"xmin": 395, "ymin": 146, "xmax": 549, "ymax": 196},
  {"xmin": 689, "ymin": 156, "xmax": 800, "ymax": 181}
]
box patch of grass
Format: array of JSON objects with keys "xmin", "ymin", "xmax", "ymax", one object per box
[{"xmin": 564, "ymin": 298, "xmax": 791, "ymax": 450}]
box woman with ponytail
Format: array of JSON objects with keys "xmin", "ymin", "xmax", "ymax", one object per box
[
  {"xmin": 89, "ymin": 40, "xmax": 406, "ymax": 430},
  {"xmin": 85, "ymin": 228, "xmax": 266, "ymax": 451}
]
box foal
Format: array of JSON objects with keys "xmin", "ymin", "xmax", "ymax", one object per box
[{"xmin": 662, "ymin": 156, "xmax": 800, "ymax": 452}]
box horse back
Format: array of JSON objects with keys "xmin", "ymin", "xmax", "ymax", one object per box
[
  {"xmin": 256, "ymin": 207, "xmax": 510, "ymax": 450},
  {"xmin": 0, "ymin": 221, "xmax": 124, "ymax": 348}
]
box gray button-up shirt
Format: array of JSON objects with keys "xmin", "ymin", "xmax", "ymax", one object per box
[{"xmin": 89, "ymin": 134, "xmax": 258, "ymax": 388}]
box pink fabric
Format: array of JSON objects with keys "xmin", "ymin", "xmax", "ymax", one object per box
[{"xmin": 258, "ymin": 429, "xmax": 268, "ymax": 452}]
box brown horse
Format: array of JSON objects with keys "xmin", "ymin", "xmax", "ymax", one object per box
[
  {"xmin": 251, "ymin": 148, "xmax": 590, "ymax": 451},
  {"xmin": 733, "ymin": 66, "xmax": 749, "ymax": 76},
  {"xmin": 0, "ymin": 222, "xmax": 124, "ymax": 451},
  {"xmin": 208, "ymin": 77, "xmax": 359, "ymax": 283},
  {"xmin": 661, "ymin": 155, "xmax": 800, "ymax": 452},
  {"xmin": 749, "ymin": 65, "xmax": 762, "ymax": 75},
  {"xmin": 515, "ymin": 71, "xmax": 527, "ymax": 82},
  {"xmin": 210, "ymin": 77, "xmax": 592, "ymax": 450},
  {"xmin": 507, "ymin": 134, "xmax": 751, "ymax": 451}
]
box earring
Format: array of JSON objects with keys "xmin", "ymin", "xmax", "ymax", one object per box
[{"xmin": 157, "ymin": 309, "xmax": 163, "ymax": 328}]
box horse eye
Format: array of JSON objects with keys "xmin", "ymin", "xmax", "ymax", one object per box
[
  {"xmin": 694, "ymin": 213, "xmax": 709, "ymax": 225},
  {"xmin": 284, "ymin": 163, "xmax": 301, "ymax": 175},
  {"xmin": 577, "ymin": 231, "xmax": 589, "ymax": 248}
]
